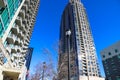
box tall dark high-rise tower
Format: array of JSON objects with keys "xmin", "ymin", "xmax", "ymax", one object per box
[{"xmin": 58, "ymin": 0, "xmax": 104, "ymax": 80}]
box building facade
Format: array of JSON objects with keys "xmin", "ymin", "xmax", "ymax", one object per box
[
  {"xmin": 0, "ymin": 0, "xmax": 39, "ymax": 80},
  {"xmin": 25, "ymin": 47, "xmax": 33, "ymax": 80},
  {"xmin": 58, "ymin": 0, "xmax": 104, "ymax": 80},
  {"xmin": 101, "ymin": 41, "xmax": 120, "ymax": 80},
  {"xmin": 25, "ymin": 48, "xmax": 33, "ymax": 71}
]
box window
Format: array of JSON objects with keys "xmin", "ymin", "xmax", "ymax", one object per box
[
  {"xmin": 116, "ymin": 76, "xmax": 120, "ymax": 80},
  {"xmin": 103, "ymin": 55, "xmax": 105, "ymax": 58},
  {"xmin": 115, "ymin": 49, "xmax": 118, "ymax": 53},
  {"xmin": 118, "ymin": 54, "xmax": 120, "ymax": 59},
  {"xmin": 108, "ymin": 52, "xmax": 111, "ymax": 55},
  {"xmin": 108, "ymin": 77, "xmax": 111, "ymax": 80},
  {"xmin": 93, "ymin": 74, "xmax": 95, "ymax": 76}
]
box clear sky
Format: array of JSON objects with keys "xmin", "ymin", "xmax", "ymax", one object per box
[{"xmin": 29, "ymin": 0, "xmax": 120, "ymax": 77}]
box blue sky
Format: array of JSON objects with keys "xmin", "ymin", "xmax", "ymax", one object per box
[{"xmin": 29, "ymin": 0, "xmax": 120, "ymax": 77}]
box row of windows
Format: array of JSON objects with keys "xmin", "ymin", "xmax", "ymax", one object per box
[
  {"xmin": 102, "ymin": 49, "xmax": 119, "ymax": 58},
  {"xmin": 107, "ymin": 76, "xmax": 120, "ymax": 80}
]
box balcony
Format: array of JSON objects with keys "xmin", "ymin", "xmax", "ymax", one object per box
[
  {"xmin": 6, "ymin": 45, "xmax": 11, "ymax": 53},
  {"xmin": 15, "ymin": 45, "xmax": 19, "ymax": 52},
  {"xmin": 24, "ymin": 41, "xmax": 29, "ymax": 47},
  {"xmin": 25, "ymin": 13, "xmax": 29, "ymax": 19},
  {"xmin": 11, "ymin": 25, "xmax": 19, "ymax": 35},
  {"xmin": 16, "ymin": 17, "xmax": 22, "ymax": 27},
  {"xmin": 17, "ymin": 46, "xmax": 22, "ymax": 52},
  {"xmin": 23, "ymin": 44, "xmax": 28, "ymax": 49},
  {"xmin": 0, "ymin": 39, "xmax": 12, "ymax": 67},
  {"xmin": 14, "ymin": 40, "xmax": 20, "ymax": 47},
  {"xmin": 7, "ymin": 33, "xmax": 16, "ymax": 44},
  {"xmin": 6, "ymin": 44, "xmax": 15, "ymax": 56},
  {"xmin": 22, "ymin": 49, "xmax": 27, "ymax": 54},
  {"xmin": 22, "ymin": 4, "xmax": 27, "ymax": 13},
  {"xmin": 11, "ymin": 46, "xmax": 17, "ymax": 53},
  {"xmin": 0, "ymin": 52, "xmax": 5, "ymax": 65},
  {"xmin": 16, "ymin": 38, "xmax": 20, "ymax": 43},
  {"xmin": 20, "ymin": 40, "xmax": 23, "ymax": 46},
  {"xmin": 26, "ymin": 38, "xmax": 29, "ymax": 43},
  {"xmin": 19, "ymin": 9, "xmax": 25, "ymax": 19},
  {"xmin": 8, "ymin": 44, "xmax": 14, "ymax": 50},
  {"xmin": 11, "ymin": 55, "xmax": 14, "ymax": 61},
  {"xmin": 20, "ymin": 22, "xmax": 26, "ymax": 32},
  {"xmin": 22, "ymin": 19, "xmax": 27, "ymax": 27},
  {"xmin": 17, "ymin": 33, "xmax": 22, "ymax": 40}
]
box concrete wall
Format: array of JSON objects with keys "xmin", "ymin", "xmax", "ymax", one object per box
[
  {"xmin": 0, "ymin": 66, "xmax": 3, "ymax": 80},
  {"xmin": 80, "ymin": 76, "xmax": 105, "ymax": 80}
]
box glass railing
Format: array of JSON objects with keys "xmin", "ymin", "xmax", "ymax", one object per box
[
  {"xmin": 0, "ymin": 7, "xmax": 5, "ymax": 14},
  {"xmin": 0, "ymin": 0, "xmax": 22, "ymax": 38},
  {"xmin": 0, "ymin": 22, "xmax": 3, "ymax": 37}
]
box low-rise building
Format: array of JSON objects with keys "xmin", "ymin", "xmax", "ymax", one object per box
[{"xmin": 101, "ymin": 41, "xmax": 120, "ymax": 80}]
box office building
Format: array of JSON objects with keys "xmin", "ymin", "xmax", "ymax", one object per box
[
  {"xmin": 101, "ymin": 41, "xmax": 120, "ymax": 80},
  {"xmin": 25, "ymin": 47, "xmax": 33, "ymax": 79},
  {"xmin": 58, "ymin": 0, "xmax": 104, "ymax": 80},
  {"xmin": 0, "ymin": 0, "xmax": 39, "ymax": 80},
  {"xmin": 25, "ymin": 48, "xmax": 33, "ymax": 71}
]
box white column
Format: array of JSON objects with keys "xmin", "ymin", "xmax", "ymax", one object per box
[
  {"xmin": 18, "ymin": 66, "xmax": 27, "ymax": 80},
  {"xmin": 0, "ymin": 69, "xmax": 3, "ymax": 80}
]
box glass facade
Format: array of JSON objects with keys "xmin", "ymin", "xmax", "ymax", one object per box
[{"xmin": 0, "ymin": 0, "xmax": 22, "ymax": 38}]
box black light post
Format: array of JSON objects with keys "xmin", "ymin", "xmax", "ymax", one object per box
[
  {"xmin": 66, "ymin": 30, "xmax": 71, "ymax": 80},
  {"xmin": 42, "ymin": 62, "xmax": 46, "ymax": 80}
]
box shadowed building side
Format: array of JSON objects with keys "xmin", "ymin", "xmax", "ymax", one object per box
[
  {"xmin": 58, "ymin": 0, "xmax": 105, "ymax": 80},
  {"xmin": 25, "ymin": 47, "xmax": 33, "ymax": 80}
]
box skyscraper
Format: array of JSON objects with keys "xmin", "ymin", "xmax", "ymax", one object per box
[
  {"xmin": 25, "ymin": 48, "xmax": 33, "ymax": 71},
  {"xmin": 58, "ymin": 0, "xmax": 104, "ymax": 80},
  {"xmin": 25, "ymin": 47, "xmax": 33, "ymax": 79},
  {"xmin": 101, "ymin": 41, "xmax": 120, "ymax": 80},
  {"xmin": 0, "ymin": 0, "xmax": 39, "ymax": 80}
]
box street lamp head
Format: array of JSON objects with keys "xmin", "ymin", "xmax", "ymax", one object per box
[
  {"xmin": 66, "ymin": 30, "xmax": 71, "ymax": 36},
  {"xmin": 43, "ymin": 62, "xmax": 46, "ymax": 64},
  {"xmin": 43, "ymin": 62, "xmax": 46, "ymax": 69}
]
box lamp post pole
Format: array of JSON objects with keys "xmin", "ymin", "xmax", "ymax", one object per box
[
  {"xmin": 66, "ymin": 30, "xmax": 71, "ymax": 80},
  {"xmin": 42, "ymin": 62, "xmax": 46, "ymax": 80}
]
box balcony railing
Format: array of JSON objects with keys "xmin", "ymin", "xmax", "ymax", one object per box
[
  {"xmin": 16, "ymin": 16, "xmax": 22, "ymax": 27},
  {"xmin": 12, "ymin": 25, "xmax": 19, "ymax": 34},
  {"xmin": 19, "ymin": 9, "xmax": 25, "ymax": 19},
  {"xmin": 0, "ymin": 39, "xmax": 12, "ymax": 67}
]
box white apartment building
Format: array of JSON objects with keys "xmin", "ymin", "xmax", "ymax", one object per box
[{"xmin": 0, "ymin": 0, "xmax": 39, "ymax": 79}]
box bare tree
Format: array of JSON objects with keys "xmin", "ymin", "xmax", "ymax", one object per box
[{"xmin": 30, "ymin": 48, "xmax": 58, "ymax": 80}]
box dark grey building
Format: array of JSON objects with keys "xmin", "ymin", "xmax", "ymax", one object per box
[
  {"xmin": 58, "ymin": 0, "xmax": 104, "ymax": 80},
  {"xmin": 25, "ymin": 47, "xmax": 33, "ymax": 79},
  {"xmin": 101, "ymin": 41, "xmax": 120, "ymax": 80}
]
